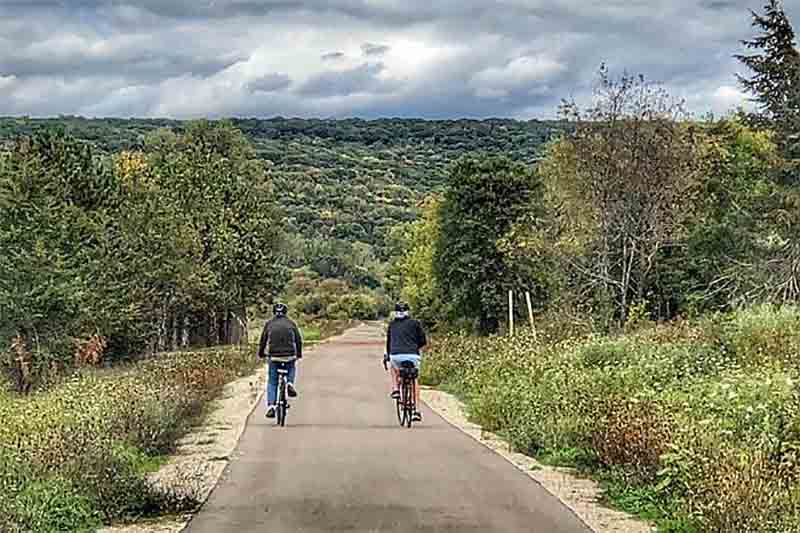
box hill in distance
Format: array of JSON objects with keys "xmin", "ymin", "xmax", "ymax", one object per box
[{"xmin": 0, "ymin": 116, "xmax": 567, "ymax": 258}]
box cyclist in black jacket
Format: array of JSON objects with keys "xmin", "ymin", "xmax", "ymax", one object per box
[
  {"xmin": 385, "ymin": 302, "xmax": 427, "ymax": 422},
  {"xmin": 258, "ymin": 303, "xmax": 302, "ymax": 419}
]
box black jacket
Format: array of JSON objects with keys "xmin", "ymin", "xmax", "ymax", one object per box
[
  {"xmin": 257, "ymin": 316, "xmax": 303, "ymax": 359},
  {"xmin": 386, "ymin": 317, "xmax": 427, "ymax": 355}
]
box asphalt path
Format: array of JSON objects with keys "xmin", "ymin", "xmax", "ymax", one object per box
[{"xmin": 184, "ymin": 323, "xmax": 591, "ymax": 533}]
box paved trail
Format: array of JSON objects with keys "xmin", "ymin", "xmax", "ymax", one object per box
[{"xmin": 184, "ymin": 323, "xmax": 591, "ymax": 533}]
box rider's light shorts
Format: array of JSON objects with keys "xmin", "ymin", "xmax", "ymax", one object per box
[{"xmin": 390, "ymin": 353, "xmax": 421, "ymax": 370}]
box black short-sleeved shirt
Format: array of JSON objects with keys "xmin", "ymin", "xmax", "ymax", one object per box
[{"xmin": 386, "ymin": 317, "xmax": 427, "ymax": 355}]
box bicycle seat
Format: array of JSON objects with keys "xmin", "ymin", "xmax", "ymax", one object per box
[
  {"xmin": 399, "ymin": 360, "xmax": 416, "ymax": 369},
  {"xmin": 399, "ymin": 368, "xmax": 418, "ymax": 380}
]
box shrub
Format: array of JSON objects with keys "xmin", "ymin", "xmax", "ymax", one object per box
[{"xmin": 592, "ymin": 399, "xmax": 673, "ymax": 483}]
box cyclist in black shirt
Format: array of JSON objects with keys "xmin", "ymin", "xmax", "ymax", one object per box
[
  {"xmin": 257, "ymin": 303, "xmax": 302, "ymax": 419},
  {"xmin": 384, "ymin": 302, "xmax": 427, "ymax": 422}
]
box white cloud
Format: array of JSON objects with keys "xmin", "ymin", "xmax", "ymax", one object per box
[
  {"xmin": 0, "ymin": 75, "xmax": 17, "ymax": 92},
  {"xmin": 712, "ymin": 84, "xmax": 750, "ymax": 111},
  {"xmin": 475, "ymin": 87, "xmax": 509, "ymax": 100},
  {"xmin": 379, "ymin": 38, "xmax": 468, "ymax": 82},
  {"xmin": 471, "ymin": 55, "xmax": 566, "ymax": 95}
]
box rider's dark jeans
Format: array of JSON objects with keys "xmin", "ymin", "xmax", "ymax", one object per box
[{"xmin": 266, "ymin": 359, "xmax": 297, "ymax": 406}]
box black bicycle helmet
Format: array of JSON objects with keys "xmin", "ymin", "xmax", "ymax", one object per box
[
  {"xmin": 395, "ymin": 302, "xmax": 410, "ymax": 313},
  {"xmin": 273, "ymin": 302, "xmax": 288, "ymax": 316}
]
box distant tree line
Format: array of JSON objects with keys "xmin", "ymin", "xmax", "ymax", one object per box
[{"xmin": 0, "ymin": 116, "xmax": 565, "ymax": 260}]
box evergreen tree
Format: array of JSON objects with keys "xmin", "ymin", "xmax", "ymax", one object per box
[{"xmin": 736, "ymin": 0, "xmax": 800, "ymax": 164}]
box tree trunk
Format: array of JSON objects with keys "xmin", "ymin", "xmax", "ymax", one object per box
[
  {"xmin": 216, "ymin": 308, "xmax": 227, "ymax": 345},
  {"xmin": 189, "ymin": 311, "xmax": 210, "ymax": 347},
  {"xmin": 167, "ymin": 312, "xmax": 177, "ymax": 351},
  {"xmin": 181, "ymin": 314, "xmax": 190, "ymax": 348},
  {"xmin": 229, "ymin": 305, "xmax": 247, "ymax": 346},
  {"xmin": 478, "ymin": 315, "xmax": 499, "ymax": 336}
]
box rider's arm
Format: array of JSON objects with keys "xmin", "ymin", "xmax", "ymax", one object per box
[
  {"xmin": 257, "ymin": 321, "xmax": 270, "ymax": 359},
  {"xmin": 386, "ymin": 322, "xmax": 392, "ymax": 356},
  {"xmin": 417, "ymin": 321, "xmax": 427, "ymax": 351},
  {"xmin": 294, "ymin": 323, "xmax": 303, "ymax": 359}
]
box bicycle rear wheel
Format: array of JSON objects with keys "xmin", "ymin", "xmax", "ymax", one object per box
[
  {"xmin": 402, "ymin": 378, "xmax": 413, "ymax": 428},
  {"xmin": 277, "ymin": 403, "xmax": 286, "ymax": 426},
  {"xmin": 276, "ymin": 379, "xmax": 287, "ymax": 427},
  {"xmin": 395, "ymin": 394, "xmax": 404, "ymax": 426}
]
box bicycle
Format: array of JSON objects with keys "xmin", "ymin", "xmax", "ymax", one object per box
[
  {"xmin": 273, "ymin": 361, "xmax": 292, "ymax": 427},
  {"xmin": 397, "ymin": 361, "xmax": 418, "ymax": 427},
  {"xmin": 384, "ymin": 354, "xmax": 418, "ymax": 428}
]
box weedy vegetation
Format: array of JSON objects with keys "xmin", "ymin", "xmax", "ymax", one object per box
[
  {"xmin": 422, "ymin": 305, "xmax": 800, "ymax": 532},
  {"xmin": 0, "ymin": 346, "xmax": 257, "ymax": 533}
]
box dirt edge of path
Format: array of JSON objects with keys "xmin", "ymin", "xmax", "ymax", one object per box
[{"xmin": 421, "ymin": 388, "xmax": 654, "ymax": 533}]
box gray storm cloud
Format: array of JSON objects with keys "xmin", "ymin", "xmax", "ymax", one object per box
[{"xmin": 0, "ymin": 0, "xmax": 794, "ymax": 118}]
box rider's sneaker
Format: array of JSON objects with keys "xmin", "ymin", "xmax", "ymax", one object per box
[
  {"xmin": 412, "ymin": 411, "xmax": 422, "ymax": 422},
  {"xmin": 287, "ymin": 383, "xmax": 298, "ymax": 398},
  {"xmin": 391, "ymin": 390, "xmax": 400, "ymax": 400},
  {"xmin": 265, "ymin": 405, "xmax": 276, "ymax": 418}
]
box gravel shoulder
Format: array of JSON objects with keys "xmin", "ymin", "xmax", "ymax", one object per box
[
  {"xmin": 98, "ymin": 369, "xmax": 266, "ymax": 533},
  {"xmin": 421, "ymin": 387, "xmax": 655, "ymax": 533}
]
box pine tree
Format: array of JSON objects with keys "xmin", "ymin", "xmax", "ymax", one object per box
[{"xmin": 736, "ymin": 0, "xmax": 800, "ymax": 162}]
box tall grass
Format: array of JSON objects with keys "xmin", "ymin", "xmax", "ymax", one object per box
[
  {"xmin": 422, "ymin": 305, "xmax": 800, "ymax": 532},
  {"xmin": 0, "ymin": 346, "xmax": 256, "ymax": 532}
]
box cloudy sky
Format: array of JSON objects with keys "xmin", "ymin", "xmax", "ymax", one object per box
[{"xmin": 0, "ymin": 0, "xmax": 796, "ymax": 119}]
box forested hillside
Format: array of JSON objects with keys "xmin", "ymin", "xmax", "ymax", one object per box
[{"xmin": 0, "ymin": 117, "xmax": 564, "ymax": 256}]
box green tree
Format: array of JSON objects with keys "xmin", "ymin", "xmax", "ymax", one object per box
[
  {"xmin": 145, "ymin": 121, "xmax": 288, "ymax": 346},
  {"xmin": 0, "ymin": 133, "xmax": 122, "ymax": 381},
  {"xmin": 736, "ymin": 0, "xmax": 800, "ymax": 167},
  {"xmin": 546, "ymin": 68, "xmax": 704, "ymax": 327},
  {"xmin": 433, "ymin": 157, "xmax": 544, "ymax": 334},
  {"xmin": 388, "ymin": 197, "xmax": 445, "ymax": 327},
  {"xmin": 659, "ymin": 120, "xmax": 781, "ymax": 313},
  {"xmin": 0, "ymin": 122, "xmax": 289, "ymax": 389}
]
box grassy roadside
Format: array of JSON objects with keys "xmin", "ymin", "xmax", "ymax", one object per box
[
  {"xmin": 0, "ymin": 346, "xmax": 258, "ymax": 533},
  {"xmin": 421, "ymin": 305, "xmax": 800, "ymax": 533},
  {"xmin": 0, "ymin": 318, "xmax": 357, "ymax": 532}
]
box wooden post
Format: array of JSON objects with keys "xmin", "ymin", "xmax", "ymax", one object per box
[
  {"xmin": 508, "ymin": 290, "xmax": 514, "ymax": 337},
  {"xmin": 525, "ymin": 291, "xmax": 537, "ymax": 341}
]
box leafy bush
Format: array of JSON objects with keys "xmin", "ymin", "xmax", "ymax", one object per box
[
  {"xmin": 423, "ymin": 305, "xmax": 800, "ymax": 531},
  {"xmin": 283, "ymin": 269, "xmax": 389, "ymax": 322}
]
